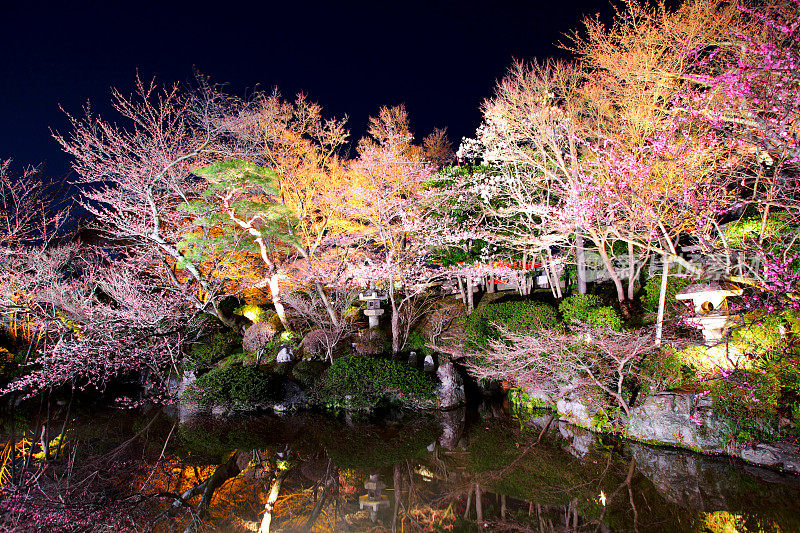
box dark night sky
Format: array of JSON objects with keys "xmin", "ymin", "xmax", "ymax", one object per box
[{"xmin": 1, "ymin": 0, "xmax": 616, "ymax": 178}]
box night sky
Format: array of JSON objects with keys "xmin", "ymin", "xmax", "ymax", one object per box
[{"xmin": 2, "ymin": 0, "xmax": 616, "ymax": 177}]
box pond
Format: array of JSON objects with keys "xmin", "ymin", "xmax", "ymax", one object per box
[{"xmin": 2, "ymin": 401, "xmax": 799, "ymax": 532}]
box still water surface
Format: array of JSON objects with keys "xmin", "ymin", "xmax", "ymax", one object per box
[{"xmin": 3, "ymin": 402, "xmax": 800, "ymax": 532}]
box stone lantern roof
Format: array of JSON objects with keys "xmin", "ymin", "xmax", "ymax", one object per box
[
  {"xmin": 675, "ymin": 282, "xmax": 743, "ymax": 315},
  {"xmin": 675, "ymin": 281, "xmax": 743, "ymax": 345}
]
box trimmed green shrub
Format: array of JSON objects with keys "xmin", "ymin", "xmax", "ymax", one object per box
[
  {"xmin": 558, "ymin": 294, "xmax": 604, "ymax": 322},
  {"xmin": 233, "ymin": 304, "xmax": 270, "ymax": 323},
  {"xmin": 638, "ymin": 348, "xmax": 684, "ymax": 393},
  {"xmin": 464, "ymin": 300, "xmax": 558, "ymax": 349},
  {"xmin": 406, "ymin": 330, "xmax": 428, "ymax": 355},
  {"xmin": 183, "ymin": 364, "xmax": 276, "ymax": 408},
  {"xmin": 641, "ymin": 275, "xmax": 692, "ymax": 315},
  {"xmin": 315, "ymin": 356, "xmax": 436, "ymax": 409},
  {"xmin": 586, "ymin": 307, "xmax": 624, "ymax": 331},
  {"xmin": 558, "ymin": 293, "xmax": 623, "ymax": 330},
  {"xmin": 729, "ymin": 310, "xmax": 800, "ymax": 356},
  {"xmin": 291, "ymin": 360, "xmax": 327, "ymax": 389},
  {"xmin": 188, "ymin": 330, "xmax": 242, "ymax": 369}
]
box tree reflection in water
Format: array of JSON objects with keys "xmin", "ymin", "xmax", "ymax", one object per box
[{"xmin": 2, "ymin": 403, "xmax": 800, "ymax": 532}]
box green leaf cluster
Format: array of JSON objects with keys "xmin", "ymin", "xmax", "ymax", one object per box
[
  {"xmin": 711, "ymin": 370, "xmax": 780, "ymax": 441},
  {"xmin": 584, "ymin": 306, "xmax": 624, "ymax": 331},
  {"xmin": 176, "ymin": 159, "xmax": 303, "ymax": 266},
  {"xmin": 559, "ymin": 294, "xmax": 603, "ymax": 321},
  {"xmin": 638, "ymin": 347, "xmax": 684, "ymax": 393},
  {"xmin": 315, "ymin": 356, "xmax": 436, "ymax": 409},
  {"xmin": 187, "ymin": 330, "xmax": 242, "ymax": 370},
  {"xmin": 724, "ymin": 212, "xmax": 799, "ymax": 249},
  {"xmin": 464, "ymin": 299, "xmax": 558, "ymax": 349},
  {"xmin": 641, "ymin": 274, "xmax": 692, "ymax": 314},
  {"xmin": 183, "ymin": 364, "xmax": 276, "ymax": 408}
]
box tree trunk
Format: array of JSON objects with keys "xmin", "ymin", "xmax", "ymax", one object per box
[
  {"xmin": 268, "ymin": 274, "xmax": 291, "ymax": 331},
  {"xmin": 547, "ymin": 248, "xmax": 563, "ymax": 299},
  {"xmin": 591, "ymin": 230, "xmax": 626, "ymax": 303},
  {"xmin": 301, "ymin": 461, "xmax": 337, "ymax": 533},
  {"xmin": 576, "ymin": 234, "xmax": 587, "ymax": 295},
  {"xmin": 314, "ymin": 281, "xmax": 339, "ymax": 327},
  {"xmin": 475, "ymin": 483, "xmax": 483, "ymax": 521},
  {"xmin": 198, "ymin": 453, "xmax": 242, "ymax": 517},
  {"xmin": 258, "ymin": 467, "xmax": 291, "ymax": 533},
  {"xmin": 456, "ymin": 276, "xmax": 467, "ymax": 305},
  {"xmin": 389, "ymin": 282, "xmax": 400, "ymax": 354},
  {"xmin": 466, "ymin": 275, "xmax": 475, "ymax": 314},
  {"xmin": 521, "ymin": 253, "xmax": 529, "ymax": 296},
  {"xmin": 627, "ymin": 242, "xmax": 637, "ymax": 301},
  {"xmin": 392, "ymin": 463, "xmax": 402, "ymax": 532},
  {"xmin": 541, "ymin": 254, "xmax": 558, "ymax": 299}
]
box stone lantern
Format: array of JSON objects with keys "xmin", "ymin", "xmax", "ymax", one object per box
[
  {"xmin": 359, "ymin": 283, "xmax": 388, "ymax": 329},
  {"xmin": 359, "ymin": 474, "xmax": 390, "ymax": 522},
  {"xmin": 675, "ymin": 282, "xmax": 742, "ymax": 345}
]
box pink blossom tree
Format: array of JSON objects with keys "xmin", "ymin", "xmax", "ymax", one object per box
[
  {"xmin": 677, "ymin": 0, "xmax": 800, "ymax": 291},
  {"xmin": 343, "ymin": 105, "xmax": 442, "ymax": 353},
  {"xmin": 53, "ymin": 77, "xmax": 243, "ymax": 330}
]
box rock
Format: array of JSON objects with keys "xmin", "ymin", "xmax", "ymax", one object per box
[
  {"xmin": 735, "ymin": 443, "xmax": 800, "ymax": 474},
  {"xmin": 518, "ymin": 387, "xmax": 556, "ymax": 408},
  {"xmin": 626, "ymin": 392, "xmax": 728, "ymax": 453},
  {"xmin": 423, "ymin": 355, "xmax": 436, "ymax": 372},
  {"xmin": 435, "ymin": 362, "xmax": 465, "ymax": 409},
  {"xmin": 555, "ymin": 423, "xmax": 597, "ymax": 458},
  {"xmin": 556, "ymin": 395, "xmax": 599, "ymax": 428},
  {"xmin": 276, "ymin": 344, "xmax": 294, "ymax": 363},
  {"xmin": 168, "ymin": 370, "xmax": 196, "ymax": 398},
  {"xmin": 630, "ymin": 444, "xmax": 728, "ymax": 511},
  {"xmin": 272, "ymin": 379, "xmax": 307, "ymax": 411},
  {"xmin": 526, "ymin": 413, "xmax": 556, "ymax": 431},
  {"xmin": 434, "ymin": 407, "xmax": 466, "ymax": 450}
]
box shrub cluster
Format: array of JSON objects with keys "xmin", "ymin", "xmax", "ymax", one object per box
[
  {"xmin": 291, "ymin": 360, "xmax": 327, "ymax": 389},
  {"xmin": 315, "ymin": 355, "xmax": 436, "ymax": 409},
  {"xmin": 558, "ymin": 294, "xmax": 603, "ymax": 322},
  {"xmin": 641, "ymin": 275, "xmax": 692, "ymax": 315},
  {"xmin": 710, "ymin": 370, "xmax": 780, "ymax": 441},
  {"xmin": 558, "ymin": 294, "xmax": 623, "ymax": 330},
  {"xmin": 464, "ymin": 299, "xmax": 558, "ymax": 349},
  {"xmin": 183, "ymin": 364, "xmax": 275, "ymax": 408},
  {"xmin": 188, "ymin": 329, "xmax": 242, "ymax": 369},
  {"xmin": 638, "ymin": 347, "xmax": 684, "ymax": 393}
]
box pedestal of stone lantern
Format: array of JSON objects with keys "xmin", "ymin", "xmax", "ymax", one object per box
[
  {"xmin": 359, "ymin": 474, "xmax": 390, "ymax": 522},
  {"xmin": 359, "ymin": 286, "xmax": 388, "ymax": 329},
  {"xmin": 675, "ymin": 282, "xmax": 742, "ymax": 346}
]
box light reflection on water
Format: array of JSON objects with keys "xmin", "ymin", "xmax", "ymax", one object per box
[{"xmin": 3, "ymin": 403, "xmax": 800, "ymax": 532}]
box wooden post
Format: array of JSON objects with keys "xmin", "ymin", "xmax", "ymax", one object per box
[
  {"xmin": 475, "ymin": 483, "xmax": 483, "ymax": 521},
  {"xmin": 655, "ymin": 256, "xmax": 669, "ymax": 347}
]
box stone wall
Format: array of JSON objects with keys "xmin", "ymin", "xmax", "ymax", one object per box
[{"xmin": 519, "ymin": 387, "xmax": 800, "ymax": 475}]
